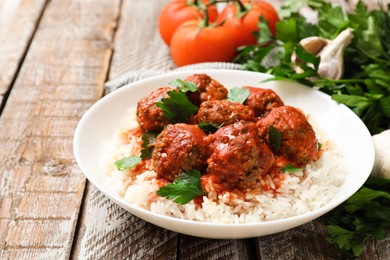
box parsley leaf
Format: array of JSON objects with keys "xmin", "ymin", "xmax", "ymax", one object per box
[
  {"xmin": 269, "ymin": 125, "xmax": 282, "ymax": 151},
  {"xmin": 169, "ymin": 79, "xmax": 198, "ymax": 92},
  {"xmin": 325, "ymin": 177, "xmax": 390, "ymax": 258},
  {"xmin": 198, "ymin": 121, "xmax": 223, "ymax": 134},
  {"xmin": 280, "ymin": 164, "xmax": 303, "ymax": 173},
  {"xmin": 114, "ymin": 156, "xmax": 141, "ymax": 171},
  {"xmin": 227, "ymin": 87, "xmax": 250, "ymax": 104},
  {"xmin": 140, "ymin": 131, "xmax": 158, "ymax": 160},
  {"xmin": 156, "ymin": 90, "xmax": 198, "ymax": 123},
  {"xmin": 156, "ymin": 170, "xmax": 205, "ymax": 204}
]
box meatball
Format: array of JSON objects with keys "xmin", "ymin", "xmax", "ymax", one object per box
[
  {"xmin": 185, "ymin": 74, "xmax": 228, "ymax": 105},
  {"xmin": 137, "ymin": 86, "xmax": 173, "ymax": 131},
  {"xmin": 243, "ymin": 86, "xmax": 284, "ymax": 117},
  {"xmin": 152, "ymin": 124, "xmax": 208, "ymax": 182},
  {"xmin": 192, "ymin": 99, "xmax": 255, "ymax": 126},
  {"xmin": 206, "ymin": 121, "xmax": 274, "ymax": 190},
  {"xmin": 257, "ymin": 106, "xmax": 319, "ymax": 166}
]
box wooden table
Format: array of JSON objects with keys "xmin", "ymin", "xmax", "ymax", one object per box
[{"xmin": 0, "ymin": 0, "xmax": 389, "ymax": 259}]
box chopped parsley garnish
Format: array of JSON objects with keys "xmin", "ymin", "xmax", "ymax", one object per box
[
  {"xmin": 156, "ymin": 90, "xmax": 198, "ymax": 123},
  {"xmin": 280, "ymin": 164, "xmax": 303, "ymax": 173},
  {"xmin": 198, "ymin": 121, "xmax": 223, "ymax": 134},
  {"xmin": 140, "ymin": 131, "xmax": 158, "ymax": 159},
  {"xmin": 169, "ymin": 79, "xmax": 198, "ymax": 92},
  {"xmin": 114, "ymin": 156, "xmax": 141, "ymax": 171},
  {"xmin": 317, "ymin": 142, "xmax": 323, "ymax": 150},
  {"xmin": 156, "ymin": 170, "xmax": 205, "ymax": 204},
  {"xmin": 227, "ymin": 87, "xmax": 250, "ymax": 104},
  {"xmin": 269, "ymin": 125, "xmax": 282, "ymax": 151}
]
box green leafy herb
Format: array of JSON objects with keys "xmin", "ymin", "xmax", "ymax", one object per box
[
  {"xmin": 114, "ymin": 156, "xmax": 141, "ymax": 171},
  {"xmin": 169, "ymin": 79, "xmax": 198, "ymax": 92},
  {"xmin": 156, "ymin": 90, "xmax": 198, "ymax": 123},
  {"xmin": 236, "ymin": 0, "xmax": 390, "ymax": 134},
  {"xmin": 269, "ymin": 125, "xmax": 282, "ymax": 151},
  {"xmin": 140, "ymin": 131, "xmax": 158, "ymax": 159},
  {"xmin": 198, "ymin": 121, "xmax": 223, "ymax": 134},
  {"xmin": 156, "ymin": 170, "xmax": 205, "ymax": 204},
  {"xmin": 324, "ymin": 177, "xmax": 390, "ymax": 258},
  {"xmin": 280, "ymin": 164, "xmax": 303, "ymax": 173},
  {"xmin": 317, "ymin": 142, "xmax": 322, "ymax": 150},
  {"xmin": 227, "ymin": 87, "xmax": 250, "ymax": 104}
]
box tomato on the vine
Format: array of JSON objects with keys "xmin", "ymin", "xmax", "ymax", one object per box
[
  {"xmin": 170, "ymin": 19, "xmax": 236, "ymax": 67},
  {"xmin": 217, "ymin": 0, "xmax": 279, "ymax": 47},
  {"xmin": 158, "ymin": 0, "xmax": 218, "ymax": 46}
]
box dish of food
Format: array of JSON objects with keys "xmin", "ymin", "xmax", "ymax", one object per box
[{"xmin": 73, "ymin": 69, "xmax": 374, "ymax": 239}]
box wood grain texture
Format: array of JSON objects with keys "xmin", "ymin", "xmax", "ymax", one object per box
[
  {"xmin": 71, "ymin": 1, "xmax": 179, "ymax": 259},
  {"xmin": 0, "ymin": 0, "xmax": 120, "ymax": 259},
  {"xmin": 0, "ymin": 0, "xmax": 47, "ymax": 106},
  {"xmin": 71, "ymin": 183, "xmax": 178, "ymax": 260},
  {"xmin": 179, "ymin": 236, "xmax": 256, "ymax": 260},
  {"xmin": 108, "ymin": 0, "xmax": 175, "ymax": 79},
  {"xmin": 256, "ymin": 219, "xmax": 341, "ymax": 260}
]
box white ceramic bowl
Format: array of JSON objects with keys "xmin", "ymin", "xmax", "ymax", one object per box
[{"xmin": 73, "ymin": 69, "xmax": 374, "ymax": 239}]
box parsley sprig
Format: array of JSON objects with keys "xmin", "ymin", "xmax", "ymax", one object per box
[
  {"xmin": 156, "ymin": 79, "xmax": 199, "ymax": 123},
  {"xmin": 156, "ymin": 170, "xmax": 205, "ymax": 204}
]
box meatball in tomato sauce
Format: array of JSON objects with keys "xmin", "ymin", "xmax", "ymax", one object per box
[
  {"xmin": 185, "ymin": 74, "xmax": 228, "ymax": 105},
  {"xmin": 257, "ymin": 106, "xmax": 319, "ymax": 166},
  {"xmin": 192, "ymin": 99, "xmax": 255, "ymax": 126},
  {"xmin": 152, "ymin": 124, "xmax": 208, "ymax": 182},
  {"xmin": 206, "ymin": 121, "xmax": 274, "ymax": 190},
  {"xmin": 243, "ymin": 86, "xmax": 284, "ymax": 117},
  {"xmin": 137, "ymin": 86, "xmax": 173, "ymax": 131}
]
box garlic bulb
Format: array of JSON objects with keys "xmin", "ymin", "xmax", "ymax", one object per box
[
  {"xmin": 371, "ymin": 130, "xmax": 390, "ymax": 179},
  {"xmin": 293, "ymin": 28, "xmax": 354, "ymax": 80}
]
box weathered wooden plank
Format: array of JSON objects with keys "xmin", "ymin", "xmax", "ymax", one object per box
[
  {"xmin": 71, "ymin": 1, "xmax": 179, "ymax": 259},
  {"xmin": 0, "ymin": 0, "xmax": 47, "ymax": 106},
  {"xmin": 0, "ymin": 0, "xmax": 120, "ymax": 259},
  {"xmin": 108, "ymin": 0, "xmax": 175, "ymax": 79},
  {"xmin": 256, "ymin": 220, "xmax": 341, "ymax": 260},
  {"xmin": 179, "ymin": 236, "xmax": 256, "ymax": 260},
  {"xmin": 71, "ymin": 184, "xmax": 178, "ymax": 260}
]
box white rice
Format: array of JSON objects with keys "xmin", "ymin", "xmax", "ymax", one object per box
[{"xmin": 105, "ymin": 108, "xmax": 347, "ymax": 224}]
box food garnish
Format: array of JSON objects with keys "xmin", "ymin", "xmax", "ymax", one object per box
[
  {"xmin": 198, "ymin": 121, "xmax": 222, "ymax": 134},
  {"xmin": 280, "ymin": 164, "xmax": 303, "ymax": 173},
  {"xmin": 140, "ymin": 131, "xmax": 158, "ymax": 160},
  {"xmin": 114, "ymin": 156, "xmax": 141, "ymax": 171},
  {"xmin": 268, "ymin": 125, "xmax": 281, "ymax": 151},
  {"xmin": 226, "ymin": 87, "xmax": 250, "ymax": 104},
  {"xmin": 156, "ymin": 170, "xmax": 205, "ymax": 204},
  {"xmin": 169, "ymin": 79, "xmax": 198, "ymax": 92},
  {"xmin": 156, "ymin": 86, "xmax": 198, "ymax": 123}
]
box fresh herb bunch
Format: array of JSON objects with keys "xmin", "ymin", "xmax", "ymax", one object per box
[
  {"xmin": 324, "ymin": 177, "xmax": 390, "ymax": 258},
  {"xmin": 235, "ymin": 0, "xmax": 390, "ymax": 134}
]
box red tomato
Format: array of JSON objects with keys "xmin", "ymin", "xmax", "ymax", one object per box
[
  {"xmin": 170, "ymin": 20, "xmax": 236, "ymax": 67},
  {"xmin": 158, "ymin": 0, "xmax": 218, "ymax": 46},
  {"xmin": 217, "ymin": 0, "xmax": 279, "ymax": 47}
]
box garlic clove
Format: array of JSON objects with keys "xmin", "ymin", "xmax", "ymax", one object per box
[
  {"xmin": 292, "ymin": 28, "xmax": 354, "ymax": 80},
  {"xmin": 371, "ymin": 129, "xmax": 390, "ymax": 179},
  {"xmin": 300, "ymin": 37, "xmax": 329, "ymax": 56}
]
